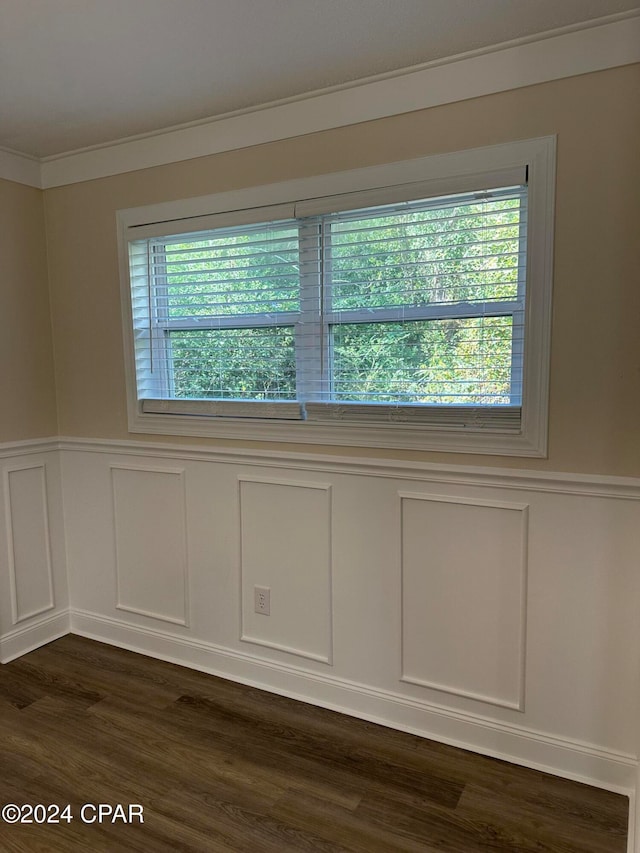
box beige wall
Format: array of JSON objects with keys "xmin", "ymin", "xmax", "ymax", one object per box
[
  {"xmin": 43, "ymin": 64, "xmax": 640, "ymax": 476},
  {"xmin": 0, "ymin": 179, "xmax": 57, "ymax": 441}
]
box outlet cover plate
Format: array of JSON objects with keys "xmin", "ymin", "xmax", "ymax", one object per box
[{"xmin": 254, "ymin": 585, "xmax": 270, "ymax": 616}]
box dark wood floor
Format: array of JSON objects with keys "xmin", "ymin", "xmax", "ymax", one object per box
[{"xmin": 0, "ymin": 635, "xmax": 628, "ymax": 852}]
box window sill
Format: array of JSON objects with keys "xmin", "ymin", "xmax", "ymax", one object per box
[{"xmin": 128, "ymin": 409, "xmax": 547, "ymax": 457}]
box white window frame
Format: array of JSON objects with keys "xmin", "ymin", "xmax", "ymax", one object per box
[{"xmin": 117, "ymin": 136, "xmax": 555, "ymax": 456}]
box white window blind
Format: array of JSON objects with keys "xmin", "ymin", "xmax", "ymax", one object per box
[
  {"xmin": 127, "ymin": 179, "xmax": 528, "ymax": 430},
  {"xmin": 130, "ymin": 216, "xmax": 304, "ymax": 419}
]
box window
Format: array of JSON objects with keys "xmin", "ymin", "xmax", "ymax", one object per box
[{"xmin": 118, "ymin": 137, "xmax": 554, "ymax": 455}]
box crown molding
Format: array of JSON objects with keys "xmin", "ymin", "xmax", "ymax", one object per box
[
  {"xmin": 2, "ymin": 12, "xmax": 638, "ymax": 191},
  {"xmin": 0, "ymin": 147, "xmax": 41, "ymax": 189}
]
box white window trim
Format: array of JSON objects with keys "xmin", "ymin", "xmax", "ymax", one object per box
[{"xmin": 117, "ymin": 136, "xmax": 555, "ymax": 456}]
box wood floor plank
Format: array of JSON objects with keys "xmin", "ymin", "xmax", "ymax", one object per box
[
  {"xmin": 168, "ymin": 679, "xmax": 458, "ymax": 796},
  {"xmin": 30, "ymin": 640, "xmax": 184, "ymax": 708},
  {"xmin": 0, "ymin": 636, "xmax": 628, "ymax": 852},
  {"xmin": 356, "ymin": 794, "xmax": 560, "ymax": 853},
  {"xmin": 8, "ymin": 696, "xmax": 176, "ymax": 808},
  {"xmin": 412, "ymin": 734, "xmax": 626, "ymax": 817},
  {"xmin": 42, "ymin": 633, "xmax": 221, "ymax": 699},
  {"xmin": 6, "ymin": 657, "xmax": 105, "ymax": 708},
  {"xmin": 165, "ymin": 693, "xmax": 464, "ymax": 810},
  {"xmin": 152, "ymin": 786, "xmax": 354, "ymax": 853},
  {"xmin": 270, "ymin": 789, "xmax": 440, "ymax": 853},
  {"xmin": 89, "ymin": 694, "xmax": 363, "ymax": 813},
  {"xmin": 456, "ymin": 782, "xmax": 626, "ymax": 853},
  {"xmin": 0, "ymin": 664, "xmax": 48, "ymax": 709}
]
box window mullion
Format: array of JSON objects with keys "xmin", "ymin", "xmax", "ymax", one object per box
[
  {"xmin": 297, "ymin": 220, "xmax": 323, "ymax": 402},
  {"xmin": 510, "ymin": 190, "xmax": 528, "ymax": 405},
  {"xmin": 320, "ymin": 218, "xmax": 333, "ymax": 402}
]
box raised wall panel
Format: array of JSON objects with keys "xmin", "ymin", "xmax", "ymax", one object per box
[
  {"xmin": 401, "ymin": 493, "xmax": 528, "ymax": 711},
  {"xmin": 4, "ymin": 464, "xmax": 54, "ymax": 624},
  {"xmin": 239, "ymin": 477, "xmax": 332, "ymax": 663},
  {"xmin": 111, "ymin": 465, "xmax": 188, "ymax": 626}
]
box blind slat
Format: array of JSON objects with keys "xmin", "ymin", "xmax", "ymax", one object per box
[
  {"xmin": 142, "ymin": 399, "xmax": 303, "ymax": 419},
  {"xmin": 305, "ymin": 402, "xmax": 521, "ymax": 430}
]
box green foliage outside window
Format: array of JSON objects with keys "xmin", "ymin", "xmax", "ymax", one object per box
[{"xmin": 156, "ymin": 195, "xmax": 521, "ymax": 405}]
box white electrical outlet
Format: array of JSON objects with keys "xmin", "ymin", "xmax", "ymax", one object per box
[{"xmin": 254, "ymin": 585, "xmax": 270, "ymax": 615}]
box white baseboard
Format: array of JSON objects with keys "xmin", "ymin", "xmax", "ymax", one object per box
[
  {"xmin": 0, "ymin": 610, "xmax": 70, "ymax": 664},
  {"xmin": 70, "ymin": 607, "xmax": 635, "ymax": 795}
]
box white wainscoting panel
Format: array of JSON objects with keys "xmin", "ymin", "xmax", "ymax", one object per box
[
  {"xmin": 51, "ymin": 440, "xmax": 640, "ymax": 799},
  {"xmin": 111, "ymin": 465, "xmax": 189, "ymax": 626},
  {"xmin": 3, "ymin": 463, "xmax": 55, "ymax": 624},
  {"xmin": 239, "ymin": 477, "xmax": 332, "ymax": 663},
  {"xmin": 400, "ymin": 493, "xmax": 528, "ymax": 711},
  {"xmin": 0, "ymin": 445, "xmax": 69, "ymax": 663}
]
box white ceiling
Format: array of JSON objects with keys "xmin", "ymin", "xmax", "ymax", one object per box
[{"xmin": 1, "ymin": 0, "xmax": 638, "ymax": 159}]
